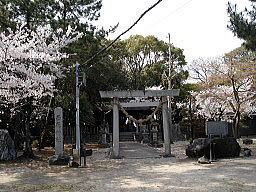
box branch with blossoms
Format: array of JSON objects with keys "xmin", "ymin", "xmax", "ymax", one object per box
[{"xmin": 0, "ymin": 25, "xmax": 83, "ymax": 107}]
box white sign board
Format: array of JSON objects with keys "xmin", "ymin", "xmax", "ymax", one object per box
[{"xmin": 206, "ymin": 121, "xmax": 229, "ymax": 137}]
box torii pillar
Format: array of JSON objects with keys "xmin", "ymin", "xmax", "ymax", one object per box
[
  {"xmin": 162, "ymin": 96, "xmax": 171, "ymax": 156},
  {"xmin": 99, "ymin": 89, "xmax": 180, "ymax": 159},
  {"xmin": 112, "ymin": 97, "xmax": 120, "ymax": 158}
]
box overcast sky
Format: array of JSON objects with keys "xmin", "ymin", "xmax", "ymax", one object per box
[{"xmin": 94, "ymin": 0, "xmax": 252, "ymax": 64}]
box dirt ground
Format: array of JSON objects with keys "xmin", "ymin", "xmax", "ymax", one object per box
[{"xmin": 0, "ymin": 140, "xmax": 256, "ymax": 192}]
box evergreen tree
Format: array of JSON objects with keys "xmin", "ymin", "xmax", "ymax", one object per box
[
  {"xmin": 228, "ymin": 1, "xmax": 256, "ymax": 50},
  {"xmin": 107, "ymin": 35, "xmax": 187, "ymax": 90},
  {"xmin": 0, "ymin": 0, "xmax": 102, "ymax": 32}
]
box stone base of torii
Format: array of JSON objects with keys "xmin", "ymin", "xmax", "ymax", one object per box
[{"xmin": 99, "ymin": 89, "xmax": 180, "ymax": 159}]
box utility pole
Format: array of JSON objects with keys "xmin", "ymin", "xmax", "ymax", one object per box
[
  {"xmin": 74, "ymin": 61, "xmax": 87, "ymax": 167},
  {"xmin": 75, "ymin": 61, "xmax": 80, "ymax": 156},
  {"xmin": 168, "ymin": 33, "xmax": 173, "ymax": 142}
]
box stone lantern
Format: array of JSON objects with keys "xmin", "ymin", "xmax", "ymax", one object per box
[
  {"xmin": 150, "ymin": 122, "xmax": 162, "ymax": 147},
  {"xmin": 141, "ymin": 124, "xmax": 150, "ymax": 144}
]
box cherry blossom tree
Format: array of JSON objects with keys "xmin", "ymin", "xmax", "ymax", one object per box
[
  {"xmin": 0, "ymin": 25, "xmax": 82, "ymax": 157},
  {"xmin": 192, "ymin": 47, "xmax": 256, "ymax": 137},
  {"xmin": 194, "ymin": 87, "xmax": 231, "ymax": 121}
]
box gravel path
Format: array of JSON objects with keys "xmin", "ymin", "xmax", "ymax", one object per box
[
  {"xmin": 0, "ymin": 141, "xmax": 256, "ymax": 192},
  {"xmin": 119, "ymin": 142, "xmax": 162, "ymax": 159}
]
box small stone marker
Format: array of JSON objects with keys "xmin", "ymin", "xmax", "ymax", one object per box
[
  {"xmin": 54, "ymin": 107, "xmax": 63, "ymax": 155},
  {"xmin": 151, "ymin": 123, "xmax": 159, "ymax": 142},
  {"xmin": 152, "ymin": 131, "xmax": 158, "ymax": 142}
]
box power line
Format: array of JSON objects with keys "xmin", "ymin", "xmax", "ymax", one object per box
[
  {"xmin": 168, "ymin": 0, "xmax": 193, "ymax": 17},
  {"xmin": 82, "ymin": 0, "xmax": 164, "ymax": 67},
  {"xmin": 148, "ymin": 0, "xmax": 193, "ymax": 30}
]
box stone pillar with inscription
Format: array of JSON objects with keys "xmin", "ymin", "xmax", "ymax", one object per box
[
  {"xmin": 54, "ymin": 107, "xmax": 64, "ymax": 155},
  {"xmin": 49, "ymin": 107, "xmax": 69, "ymax": 165}
]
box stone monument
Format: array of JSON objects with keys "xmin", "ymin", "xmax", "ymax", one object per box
[
  {"xmin": 49, "ymin": 107, "xmax": 69, "ymax": 165},
  {"xmin": 54, "ymin": 107, "xmax": 64, "ymax": 155},
  {"xmin": 186, "ymin": 138, "xmax": 241, "ymax": 159}
]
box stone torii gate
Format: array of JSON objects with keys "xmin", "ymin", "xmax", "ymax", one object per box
[{"xmin": 99, "ymin": 89, "xmax": 180, "ymax": 159}]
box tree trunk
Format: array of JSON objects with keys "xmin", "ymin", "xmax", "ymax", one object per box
[
  {"xmin": 39, "ymin": 97, "xmax": 53, "ymax": 150},
  {"xmin": 233, "ymin": 111, "xmax": 241, "ymax": 138},
  {"xmin": 38, "ymin": 126, "xmax": 46, "ymax": 151},
  {"xmin": 232, "ymin": 109, "xmax": 241, "ymax": 138},
  {"xmin": 189, "ymin": 96, "xmax": 194, "ymax": 140},
  {"xmin": 23, "ymin": 123, "xmax": 34, "ymax": 158},
  {"xmin": 236, "ymin": 111, "xmax": 240, "ymax": 138},
  {"xmin": 230, "ymin": 77, "xmax": 241, "ymax": 138},
  {"xmin": 231, "ymin": 119, "xmax": 236, "ymax": 138},
  {"xmin": 22, "ymin": 98, "xmax": 34, "ymax": 158}
]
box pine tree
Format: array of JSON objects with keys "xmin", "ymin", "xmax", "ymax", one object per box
[
  {"xmin": 0, "ymin": 0, "xmax": 102, "ymax": 32},
  {"xmin": 228, "ymin": 1, "xmax": 256, "ymax": 50}
]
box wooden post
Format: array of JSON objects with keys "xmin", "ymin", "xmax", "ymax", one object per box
[{"xmin": 112, "ymin": 98, "xmax": 120, "ymax": 158}]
